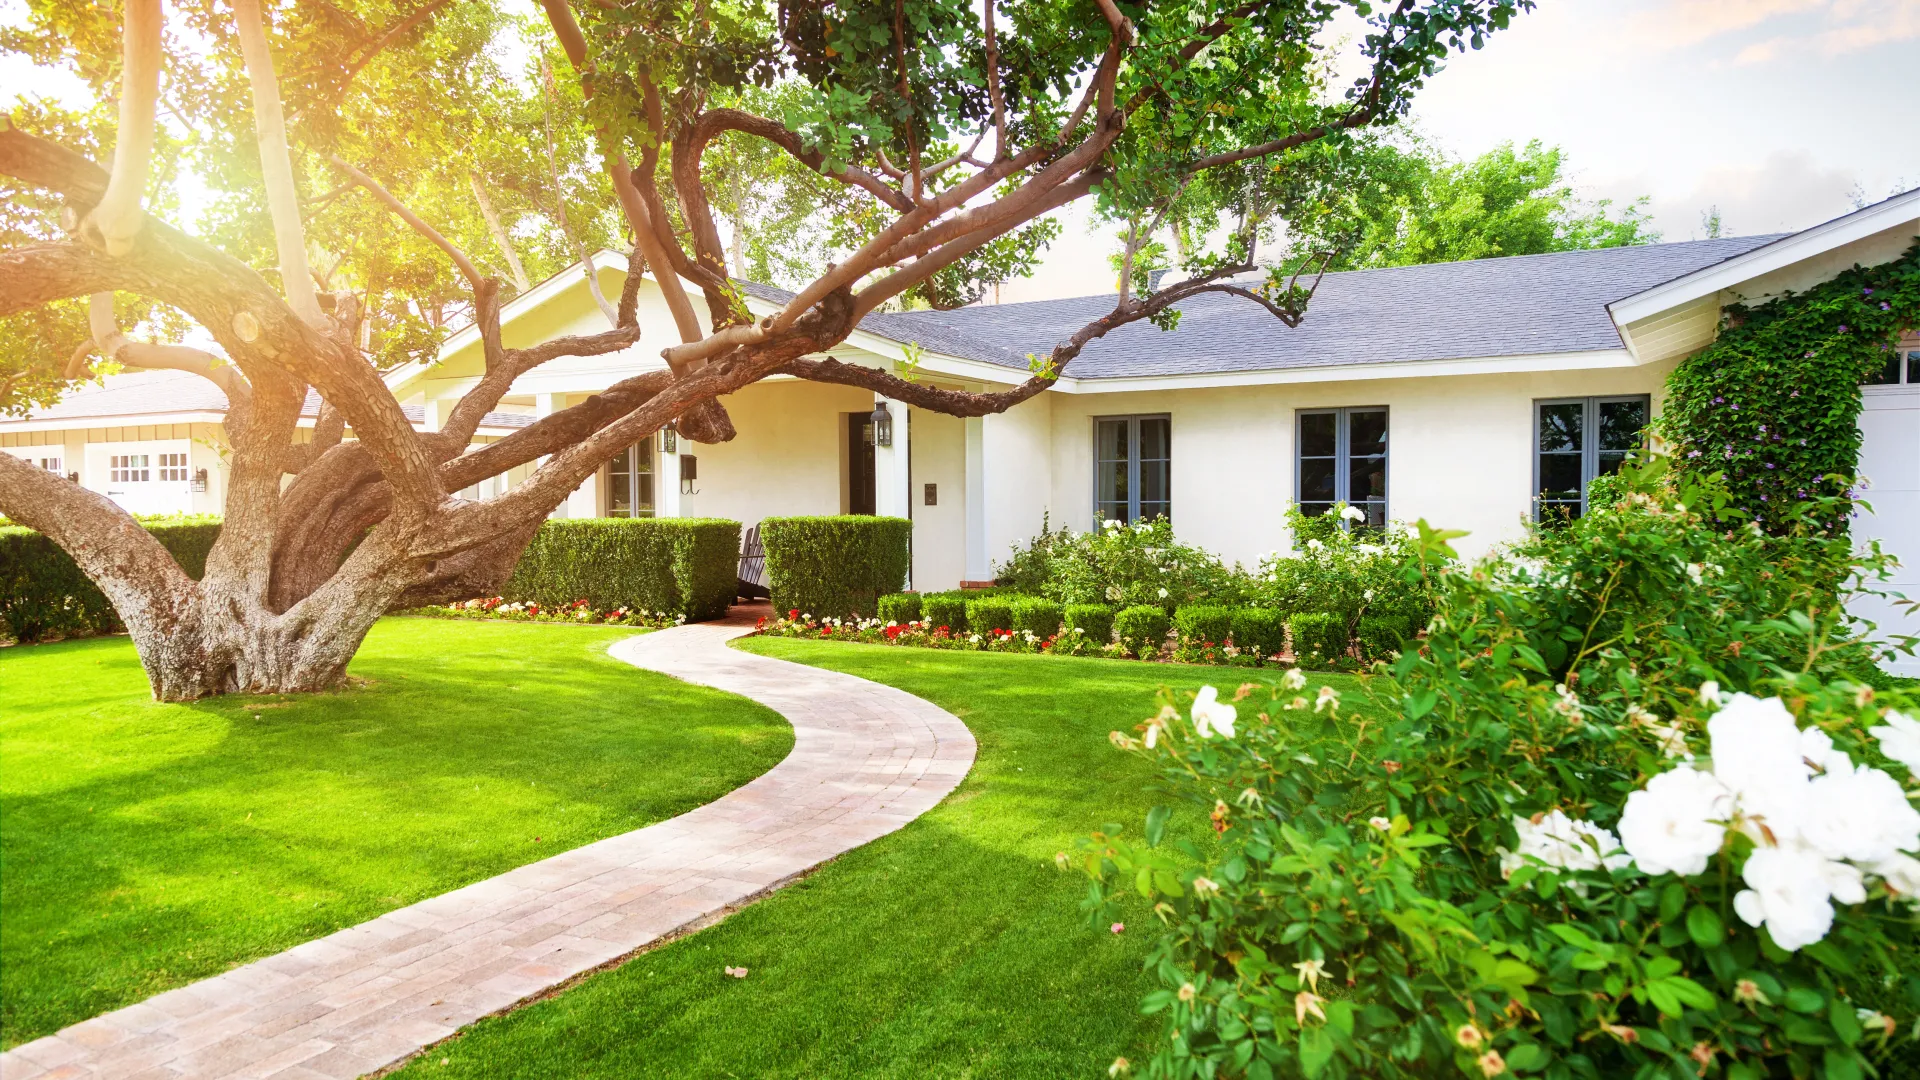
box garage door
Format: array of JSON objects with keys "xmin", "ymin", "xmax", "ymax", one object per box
[{"xmin": 1852, "ymin": 376, "xmax": 1920, "ymax": 678}]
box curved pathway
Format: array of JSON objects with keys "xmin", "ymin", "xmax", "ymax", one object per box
[{"xmin": 0, "ymin": 611, "xmax": 975, "ymax": 1080}]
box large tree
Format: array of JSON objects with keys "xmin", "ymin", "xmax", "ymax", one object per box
[{"xmin": 0, "ymin": 0, "xmax": 1528, "ymax": 699}]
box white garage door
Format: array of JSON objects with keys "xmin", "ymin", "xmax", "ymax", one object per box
[{"xmin": 1853, "ymin": 377, "xmax": 1920, "ymax": 678}]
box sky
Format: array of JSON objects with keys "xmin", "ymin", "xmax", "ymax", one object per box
[
  {"xmin": 1001, "ymin": 0, "xmax": 1920, "ymax": 301},
  {"xmin": 5, "ymin": 0, "xmax": 1914, "ymax": 306}
]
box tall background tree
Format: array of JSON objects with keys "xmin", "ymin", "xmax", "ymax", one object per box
[{"xmin": 0, "ymin": 0, "xmax": 1530, "ymax": 699}]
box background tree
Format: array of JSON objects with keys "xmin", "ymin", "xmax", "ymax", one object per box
[{"xmin": 0, "ymin": 0, "xmax": 1531, "ymax": 699}]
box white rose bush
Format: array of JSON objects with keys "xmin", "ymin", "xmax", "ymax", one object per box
[{"xmin": 1071, "ymin": 462, "xmax": 1917, "ymax": 1080}]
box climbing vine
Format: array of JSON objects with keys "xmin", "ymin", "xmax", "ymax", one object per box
[{"xmin": 1660, "ymin": 240, "xmax": 1920, "ymax": 532}]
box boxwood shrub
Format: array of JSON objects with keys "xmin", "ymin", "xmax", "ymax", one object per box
[
  {"xmin": 877, "ymin": 592, "xmax": 922, "ymax": 624},
  {"xmin": 965, "ymin": 596, "xmax": 1014, "ymax": 634},
  {"xmin": 503, "ymin": 517, "xmax": 741, "ymax": 620},
  {"xmin": 1356, "ymin": 612, "xmax": 1413, "ymax": 661},
  {"xmin": 1173, "ymin": 604, "xmax": 1233, "ymax": 646},
  {"xmin": 1009, "ymin": 596, "xmax": 1063, "ymax": 639},
  {"xmin": 1114, "ymin": 604, "xmax": 1171, "ymax": 659},
  {"xmin": 763, "ymin": 515, "xmax": 911, "ymax": 619},
  {"xmin": 919, "ymin": 592, "xmax": 967, "ymax": 631},
  {"xmin": 1, "ymin": 516, "xmax": 222, "ymax": 642},
  {"xmin": 1229, "ymin": 607, "xmax": 1287, "ymax": 657},
  {"xmin": 1063, "ymin": 603, "xmax": 1115, "ymax": 644},
  {"xmin": 1287, "ymin": 611, "xmax": 1346, "ymax": 666}
]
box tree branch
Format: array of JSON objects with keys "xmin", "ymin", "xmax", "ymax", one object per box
[
  {"xmin": 329, "ymin": 154, "xmax": 484, "ymax": 289},
  {"xmin": 82, "ymin": 291, "xmax": 253, "ymax": 408},
  {"xmin": 84, "ymin": 0, "xmax": 160, "ymax": 258},
  {"xmin": 691, "ymin": 109, "xmax": 914, "ymax": 213},
  {"xmin": 234, "ymin": 0, "xmax": 325, "ymax": 326}
]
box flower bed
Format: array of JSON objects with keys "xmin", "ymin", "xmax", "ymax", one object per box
[
  {"xmin": 405, "ymin": 597, "xmax": 686, "ymax": 628},
  {"xmin": 757, "ymin": 609, "xmax": 1305, "ymax": 667}
]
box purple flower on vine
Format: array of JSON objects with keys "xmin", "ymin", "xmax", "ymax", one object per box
[
  {"xmin": 1864, "ymin": 288, "xmax": 1874, "ymax": 295},
  {"xmin": 1790, "ymin": 390, "xmax": 1799, "ymax": 397},
  {"xmin": 1838, "ymin": 324, "xmax": 1849, "ymax": 333},
  {"xmin": 1713, "ymin": 396, "xmax": 1725, "ymax": 404},
  {"xmin": 1688, "ymin": 449, "xmax": 1702, "ymax": 458},
  {"xmin": 1883, "ymin": 302, "xmax": 1892, "ymax": 311}
]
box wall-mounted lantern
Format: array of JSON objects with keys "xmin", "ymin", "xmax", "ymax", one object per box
[
  {"xmin": 871, "ymin": 401, "xmax": 893, "ymax": 447},
  {"xmin": 679, "ymin": 454, "xmax": 699, "ymax": 495},
  {"xmin": 660, "ymin": 421, "xmax": 677, "ymax": 454},
  {"xmin": 191, "ymin": 468, "xmax": 209, "ymax": 493}
]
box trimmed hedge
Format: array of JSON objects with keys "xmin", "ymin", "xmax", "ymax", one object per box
[
  {"xmin": 1356, "ymin": 613, "xmax": 1413, "ymax": 661},
  {"xmin": 923, "ymin": 592, "xmax": 969, "ymax": 631},
  {"xmin": 1064, "ymin": 603, "xmax": 1114, "ymax": 644},
  {"xmin": 1229, "ymin": 607, "xmax": 1287, "ymax": 657},
  {"xmin": 763, "ymin": 515, "xmax": 912, "ymax": 619},
  {"xmin": 965, "ymin": 596, "xmax": 1014, "ymax": 634},
  {"xmin": 1174, "ymin": 604, "xmax": 1233, "ymax": 646},
  {"xmin": 1115, "ymin": 605, "xmax": 1171, "ymax": 659},
  {"xmin": 1, "ymin": 516, "xmax": 222, "ymax": 642},
  {"xmin": 1009, "ymin": 596, "xmax": 1063, "ymax": 639},
  {"xmin": 1288, "ymin": 611, "xmax": 1346, "ymax": 665},
  {"xmin": 877, "ymin": 592, "xmax": 922, "ymax": 624},
  {"xmin": 503, "ymin": 517, "xmax": 740, "ymax": 620}
]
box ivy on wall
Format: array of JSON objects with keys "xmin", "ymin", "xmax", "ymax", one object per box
[{"xmin": 1660, "ymin": 240, "xmax": 1920, "ymax": 532}]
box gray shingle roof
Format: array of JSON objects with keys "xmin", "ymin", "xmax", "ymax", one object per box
[
  {"xmin": 2, "ymin": 369, "xmax": 534, "ymax": 430},
  {"xmin": 751, "ymin": 235, "xmax": 1783, "ymax": 378}
]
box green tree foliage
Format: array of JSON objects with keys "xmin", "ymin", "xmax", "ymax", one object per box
[{"xmin": 1660, "ymin": 241, "xmax": 1920, "ymax": 533}]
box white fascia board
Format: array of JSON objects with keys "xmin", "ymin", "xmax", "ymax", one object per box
[
  {"xmin": 0, "ymin": 410, "xmax": 229, "ymax": 434},
  {"xmin": 1042, "ymin": 348, "xmax": 1637, "ymax": 393},
  {"xmin": 1608, "ymin": 190, "xmax": 1920, "ymax": 328}
]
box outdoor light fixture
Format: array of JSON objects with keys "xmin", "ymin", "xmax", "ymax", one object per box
[
  {"xmin": 660, "ymin": 422, "xmax": 677, "ymax": 454},
  {"xmin": 191, "ymin": 469, "xmax": 209, "ymax": 493},
  {"xmin": 679, "ymin": 454, "xmax": 699, "ymax": 495},
  {"xmin": 871, "ymin": 401, "xmax": 893, "ymax": 447}
]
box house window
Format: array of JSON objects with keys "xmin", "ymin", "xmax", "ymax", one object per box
[
  {"xmin": 1296, "ymin": 407, "xmax": 1387, "ymax": 527},
  {"xmin": 1864, "ymin": 345, "xmax": 1920, "ymax": 385},
  {"xmin": 606, "ymin": 442, "xmax": 654, "ymax": 517},
  {"xmin": 158, "ymin": 453, "xmax": 189, "ymax": 482},
  {"xmin": 1094, "ymin": 415, "xmax": 1171, "ymax": 523},
  {"xmin": 109, "ymin": 454, "xmax": 150, "ymax": 483},
  {"xmin": 38, "ymin": 456, "xmax": 61, "ymax": 474},
  {"xmin": 1534, "ymin": 396, "xmax": 1649, "ymax": 521}
]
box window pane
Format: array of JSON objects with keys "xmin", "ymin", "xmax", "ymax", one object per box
[
  {"xmin": 1538, "ymin": 403, "xmax": 1584, "ymax": 452},
  {"xmin": 1139, "ymin": 501, "xmax": 1170, "ymax": 522},
  {"xmin": 1354, "ymin": 500, "xmax": 1387, "ymax": 529},
  {"xmin": 608, "ymin": 446, "xmax": 633, "ymax": 517},
  {"xmin": 1096, "ymin": 419, "xmax": 1128, "ymax": 463},
  {"xmin": 1349, "ymin": 455, "xmax": 1387, "ymax": 503},
  {"xmin": 1349, "ymin": 409, "xmax": 1387, "ymax": 457},
  {"xmin": 1097, "ymin": 457, "xmax": 1128, "ymax": 508},
  {"xmin": 1538, "ymin": 453, "xmax": 1582, "ymax": 501},
  {"xmin": 1298, "ymin": 502, "xmax": 1334, "ymax": 519},
  {"xmin": 1140, "ymin": 457, "xmax": 1168, "ymax": 506},
  {"xmin": 1907, "ymin": 350, "xmax": 1919, "ymax": 384},
  {"xmin": 1300, "ymin": 457, "xmax": 1337, "ymax": 505},
  {"xmin": 1867, "ymin": 354, "xmax": 1902, "ymax": 385},
  {"xmin": 1538, "ymin": 501, "xmax": 1582, "ymax": 526},
  {"xmin": 1597, "ymin": 399, "xmax": 1647, "ymax": 452},
  {"xmin": 1096, "ymin": 502, "xmax": 1129, "ymax": 524},
  {"xmin": 1299, "ymin": 412, "xmax": 1336, "ymax": 457},
  {"xmin": 636, "ymin": 473, "xmax": 654, "ymax": 517},
  {"xmin": 1139, "ymin": 417, "xmax": 1170, "ymax": 462}
]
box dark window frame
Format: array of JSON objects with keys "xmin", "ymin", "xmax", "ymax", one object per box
[
  {"xmin": 605, "ymin": 441, "xmax": 656, "ymax": 518},
  {"xmin": 1092, "ymin": 413, "xmax": 1172, "ymax": 524},
  {"xmin": 1294, "ymin": 406, "xmax": 1389, "ymax": 529},
  {"xmin": 1864, "ymin": 344, "xmax": 1920, "ymax": 386},
  {"xmin": 1532, "ymin": 394, "xmax": 1650, "ymax": 521}
]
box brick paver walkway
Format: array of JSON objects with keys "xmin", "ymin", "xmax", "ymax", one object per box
[{"xmin": 0, "ymin": 610, "xmax": 975, "ymax": 1080}]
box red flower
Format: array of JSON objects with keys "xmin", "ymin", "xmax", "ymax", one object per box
[{"xmin": 789, "ymin": 609, "xmax": 801, "ymax": 618}]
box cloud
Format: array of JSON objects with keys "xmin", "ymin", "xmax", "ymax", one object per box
[
  {"xmin": 1630, "ymin": 0, "xmax": 1920, "ymax": 61},
  {"xmin": 1639, "ymin": 150, "xmax": 1866, "ymax": 237},
  {"xmin": 1634, "ymin": 0, "xmax": 1824, "ymax": 47}
]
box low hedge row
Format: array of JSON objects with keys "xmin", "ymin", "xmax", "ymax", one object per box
[
  {"xmin": 0, "ymin": 516, "xmax": 222, "ymax": 642},
  {"xmin": 872, "ymin": 589, "xmax": 1418, "ymax": 666},
  {"xmin": 502, "ymin": 517, "xmax": 741, "ymax": 620},
  {"xmin": 764, "ymin": 515, "xmax": 911, "ymax": 619}
]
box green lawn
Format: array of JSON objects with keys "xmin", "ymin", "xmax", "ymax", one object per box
[
  {"xmin": 393, "ymin": 639, "xmax": 1375, "ymax": 1080},
  {"xmin": 0, "ymin": 618, "xmax": 793, "ymax": 1048}
]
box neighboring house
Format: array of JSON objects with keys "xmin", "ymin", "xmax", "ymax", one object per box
[{"xmin": 6, "ymin": 191, "xmax": 1915, "ymax": 669}]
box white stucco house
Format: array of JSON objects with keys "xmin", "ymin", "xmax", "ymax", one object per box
[{"xmin": 6, "ymin": 190, "xmax": 1916, "ymax": 670}]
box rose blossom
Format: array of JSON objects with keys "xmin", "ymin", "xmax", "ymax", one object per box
[
  {"xmin": 1869, "ymin": 711, "xmax": 1920, "ymax": 774},
  {"xmin": 1619, "ymin": 764, "xmax": 1733, "ymax": 876}
]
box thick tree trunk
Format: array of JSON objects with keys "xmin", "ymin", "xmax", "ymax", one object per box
[{"xmin": 132, "ymin": 593, "xmax": 382, "ymax": 699}]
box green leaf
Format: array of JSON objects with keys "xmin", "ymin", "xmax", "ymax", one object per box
[
  {"xmin": 1505, "ymin": 1043, "xmax": 1548, "ymax": 1073},
  {"xmin": 1145, "ymin": 805, "xmax": 1171, "ymax": 848},
  {"xmin": 1299, "ymin": 1026, "xmax": 1334, "ymax": 1079},
  {"xmin": 1823, "ymin": 1048, "xmax": 1862, "ymax": 1080},
  {"xmin": 1659, "ymin": 883, "xmax": 1687, "ymax": 922},
  {"xmin": 1686, "ymin": 905, "xmax": 1725, "ymax": 949},
  {"xmin": 1785, "ymin": 988, "xmax": 1825, "ymax": 1014},
  {"xmin": 1829, "ymin": 996, "xmax": 1863, "ymax": 1046}
]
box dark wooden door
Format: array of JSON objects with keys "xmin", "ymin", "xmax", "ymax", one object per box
[{"xmin": 848, "ymin": 413, "xmax": 876, "ymax": 514}]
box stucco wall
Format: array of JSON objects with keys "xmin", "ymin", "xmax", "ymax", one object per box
[
  {"xmin": 908, "ymin": 405, "xmax": 968, "ymax": 591},
  {"xmin": 677, "ymin": 378, "xmax": 874, "ymax": 524},
  {"xmin": 4, "ymin": 422, "xmax": 228, "ymax": 517},
  {"xmin": 1022, "ymin": 362, "xmax": 1680, "ymax": 569}
]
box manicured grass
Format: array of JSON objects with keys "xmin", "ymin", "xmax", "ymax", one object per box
[
  {"xmin": 393, "ymin": 641, "xmax": 1375, "ymax": 1080},
  {"xmin": 0, "ymin": 618, "xmax": 793, "ymax": 1048}
]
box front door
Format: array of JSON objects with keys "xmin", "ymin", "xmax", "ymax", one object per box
[{"xmin": 847, "ymin": 413, "xmax": 876, "ymax": 515}]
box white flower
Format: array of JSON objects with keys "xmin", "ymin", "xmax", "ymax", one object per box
[
  {"xmin": 1357, "ymin": 545, "xmax": 1383, "ymax": 557},
  {"xmin": 1157, "ymin": 587, "xmax": 1169, "ymax": 599},
  {"xmin": 1801, "ymin": 764, "xmax": 1920, "ymax": 863},
  {"xmin": 1686, "ymin": 562, "xmax": 1705, "ymax": 586},
  {"xmin": 1619, "ymin": 764, "xmax": 1733, "ymax": 876},
  {"xmin": 1870, "ymin": 711, "xmax": 1920, "ymax": 775},
  {"xmin": 1339, "ymin": 505, "xmax": 1366, "ymax": 522},
  {"xmin": 1797, "ymin": 726, "xmax": 1852, "ymax": 774},
  {"xmin": 1305, "ymin": 538, "xmax": 1325, "ymax": 551},
  {"xmin": 1191, "ymin": 686, "xmax": 1237, "ymax": 739},
  {"xmin": 1368, "ymin": 816, "xmax": 1392, "ymax": 831},
  {"xmin": 1708, "ymin": 693, "xmax": 1812, "ymax": 842},
  {"xmin": 1314, "ymin": 685, "xmax": 1340, "ymax": 713},
  {"xmin": 1281, "ymin": 668, "xmax": 1307, "ymax": 691},
  {"xmin": 1733, "ymin": 845, "xmax": 1857, "ymax": 951},
  {"xmin": 1699, "ymin": 681, "xmax": 1722, "ymax": 706},
  {"xmin": 1502, "ymin": 811, "xmax": 1630, "ymax": 878},
  {"xmin": 1143, "ymin": 722, "xmax": 1160, "ymax": 749},
  {"xmin": 1867, "ymin": 852, "xmax": 1920, "ymax": 896},
  {"xmin": 1552, "ymin": 684, "xmax": 1581, "ymax": 719}
]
